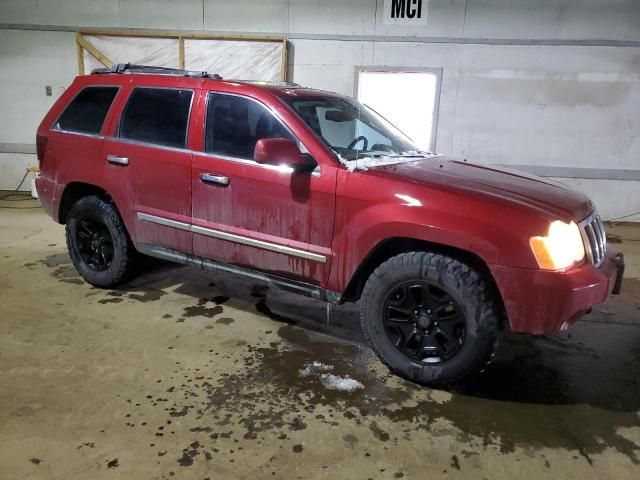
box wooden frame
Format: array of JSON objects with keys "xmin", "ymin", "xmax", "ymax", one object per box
[{"xmin": 75, "ymin": 30, "xmax": 288, "ymax": 80}]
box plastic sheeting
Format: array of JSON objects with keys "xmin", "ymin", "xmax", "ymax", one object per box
[
  {"xmin": 83, "ymin": 35, "xmax": 179, "ymax": 73},
  {"xmin": 184, "ymin": 39, "xmax": 282, "ymax": 81},
  {"xmin": 81, "ymin": 35, "xmax": 284, "ymax": 81}
]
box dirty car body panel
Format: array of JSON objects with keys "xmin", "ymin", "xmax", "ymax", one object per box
[{"xmin": 36, "ymin": 67, "xmax": 623, "ymax": 349}]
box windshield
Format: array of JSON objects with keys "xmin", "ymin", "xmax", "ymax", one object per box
[{"xmin": 282, "ymin": 96, "xmax": 430, "ymax": 163}]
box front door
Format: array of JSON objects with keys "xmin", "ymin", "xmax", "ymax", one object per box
[{"xmin": 191, "ymin": 91, "xmax": 336, "ymax": 285}]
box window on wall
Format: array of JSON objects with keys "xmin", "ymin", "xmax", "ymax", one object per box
[
  {"xmin": 357, "ymin": 70, "xmax": 441, "ymax": 152},
  {"xmin": 119, "ymin": 88, "xmax": 193, "ymax": 149},
  {"xmin": 55, "ymin": 86, "xmax": 119, "ymax": 135}
]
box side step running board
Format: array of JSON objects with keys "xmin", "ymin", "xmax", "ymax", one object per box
[{"xmin": 134, "ymin": 243, "xmax": 343, "ymax": 304}]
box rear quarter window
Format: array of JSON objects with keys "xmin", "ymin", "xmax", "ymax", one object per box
[
  {"xmin": 55, "ymin": 86, "xmax": 119, "ymax": 135},
  {"xmin": 118, "ymin": 88, "xmax": 193, "ymax": 149}
]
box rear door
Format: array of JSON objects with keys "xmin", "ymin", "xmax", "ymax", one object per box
[
  {"xmin": 191, "ymin": 90, "xmax": 337, "ymax": 285},
  {"xmin": 42, "ymin": 82, "xmax": 123, "ymax": 216},
  {"xmin": 101, "ymin": 82, "xmax": 198, "ymax": 254}
]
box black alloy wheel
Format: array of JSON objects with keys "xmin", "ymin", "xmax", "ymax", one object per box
[
  {"xmin": 383, "ymin": 281, "xmax": 466, "ymax": 364},
  {"xmin": 65, "ymin": 195, "xmax": 137, "ymax": 287},
  {"xmin": 360, "ymin": 252, "xmax": 502, "ymax": 386},
  {"xmin": 73, "ymin": 216, "xmax": 115, "ymax": 272}
]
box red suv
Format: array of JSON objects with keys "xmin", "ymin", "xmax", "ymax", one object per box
[{"xmin": 36, "ymin": 64, "xmax": 624, "ymax": 385}]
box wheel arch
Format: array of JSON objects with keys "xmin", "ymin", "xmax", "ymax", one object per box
[
  {"xmin": 58, "ymin": 182, "xmax": 112, "ymax": 224},
  {"xmin": 342, "ymin": 237, "xmax": 506, "ymax": 317}
]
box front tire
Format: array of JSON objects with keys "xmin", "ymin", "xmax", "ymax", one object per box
[
  {"xmin": 360, "ymin": 252, "xmax": 502, "ymax": 386},
  {"xmin": 65, "ymin": 195, "xmax": 137, "ymax": 288}
]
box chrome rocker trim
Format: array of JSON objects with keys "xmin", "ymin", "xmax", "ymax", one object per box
[
  {"xmin": 134, "ymin": 243, "xmax": 342, "ymax": 304},
  {"xmin": 136, "ymin": 212, "xmax": 326, "ymax": 263}
]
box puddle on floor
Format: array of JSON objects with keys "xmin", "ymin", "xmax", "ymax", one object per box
[
  {"xmin": 35, "ymin": 253, "xmax": 640, "ymax": 467},
  {"xmin": 109, "ymin": 314, "xmax": 640, "ymax": 470}
]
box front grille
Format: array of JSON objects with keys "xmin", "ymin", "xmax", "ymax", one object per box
[{"xmin": 580, "ymin": 213, "xmax": 606, "ymax": 267}]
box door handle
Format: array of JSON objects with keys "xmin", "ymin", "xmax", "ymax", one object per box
[
  {"xmin": 201, "ymin": 173, "xmax": 230, "ymax": 186},
  {"xmin": 106, "ymin": 154, "xmax": 129, "ymax": 166}
]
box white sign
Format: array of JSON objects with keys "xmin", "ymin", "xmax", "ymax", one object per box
[{"xmin": 383, "ymin": 0, "xmax": 428, "ymax": 25}]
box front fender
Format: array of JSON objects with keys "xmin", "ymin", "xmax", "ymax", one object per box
[{"xmin": 327, "ymin": 169, "xmax": 548, "ymax": 293}]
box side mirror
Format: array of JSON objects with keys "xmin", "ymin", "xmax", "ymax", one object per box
[{"xmin": 254, "ymin": 138, "xmax": 312, "ymax": 172}]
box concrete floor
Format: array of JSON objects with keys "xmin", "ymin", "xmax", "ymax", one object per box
[{"xmin": 1, "ymin": 198, "xmax": 640, "ymax": 480}]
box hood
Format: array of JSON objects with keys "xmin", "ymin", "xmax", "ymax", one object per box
[{"xmin": 369, "ymin": 156, "xmax": 593, "ymax": 221}]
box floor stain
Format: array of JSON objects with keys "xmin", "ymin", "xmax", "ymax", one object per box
[
  {"xmin": 183, "ymin": 298, "xmax": 224, "ymax": 318},
  {"xmin": 11, "ymin": 234, "xmax": 640, "ymax": 475},
  {"xmin": 212, "ymin": 296, "xmax": 230, "ymax": 305},
  {"xmin": 215, "ymin": 317, "xmax": 234, "ymax": 325},
  {"xmin": 120, "ymin": 318, "xmax": 640, "ymax": 467},
  {"xmin": 127, "ymin": 290, "xmax": 167, "ymax": 303},
  {"xmin": 41, "ymin": 253, "xmax": 70, "ymax": 268},
  {"xmin": 98, "ymin": 297, "xmax": 124, "ymax": 304}
]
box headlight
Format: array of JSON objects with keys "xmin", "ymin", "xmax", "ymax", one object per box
[{"xmin": 529, "ymin": 220, "xmax": 585, "ymax": 270}]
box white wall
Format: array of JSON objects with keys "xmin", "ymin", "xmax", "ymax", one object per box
[{"xmin": 1, "ymin": 0, "xmax": 639, "ymax": 220}]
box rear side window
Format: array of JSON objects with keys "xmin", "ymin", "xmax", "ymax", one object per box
[
  {"xmin": 55, "ymin": 86, "xmax": 118, "ymax": 135},
  {"xmin": 205, "ymin": 93, "xmax": 295, "ymax": 159},
  {"xmin": 119, "ymin": 88, "xmax": 193, "ymax": 149}
]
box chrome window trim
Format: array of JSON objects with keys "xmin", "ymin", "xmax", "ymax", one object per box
[
  {"xmin": 137, "ymin": 212, "xmax": 327, "ymax": 263},
  {"xmin": 50, "ymin": 84, "xmax": 121, "ymax": 136},
  {"xmin": 118, "ymin": 86, "xmax": 195, "ymax": 150},
  {"xmin": 103, "ymin": 139, "xmax": 320, "ymax": 176},
  {"xmin": 194, "ymin": 149, "xmax": 321, "ymax": 176},
  {"xmin": 50, "ymin": 129, "xmax": 105, "ymax": 140},
  {"xmin": 106, "ymin": 135, "xmax": 193, "ymax": 154}
]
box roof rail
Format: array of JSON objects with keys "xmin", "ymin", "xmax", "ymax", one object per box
[
  {"xmin": 237, "ymin": 80, "xmax": 302, "ymax": 88},
  {"xmin": 91, "ymin": 63, "xmax": 222, "ymax": 79}
]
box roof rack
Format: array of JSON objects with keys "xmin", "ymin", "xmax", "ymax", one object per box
[
  {"xmin": 91, "ymin": 63, "xmax": 222, "ymax": 79},
  {"xmin": 237, "ymin": 80, "xmax": 302, "ymax": 88}
]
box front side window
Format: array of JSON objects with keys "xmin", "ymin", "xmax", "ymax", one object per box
[
  {"xmin": 119, "ymin": 88, "xmax": 193, "ymax": 149},
  {"xmin": 55, "ymin": 86, "xmax": 118, "ymax": 135},
  {"xmin": 205, "ymin": 93, "xmax": 295, "ymax": 160},
  {"xmin": 282, "ymin": 96, "xmax": 424, "ymax": 163}
]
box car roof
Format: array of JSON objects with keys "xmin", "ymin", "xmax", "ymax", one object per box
[
  {"xmin": 202, "ymin": 79, "xmax": 345, "ymax": 98},
  {"xmin": 86, "ymin": 64, "xmax": 346, "ymax": 99}
]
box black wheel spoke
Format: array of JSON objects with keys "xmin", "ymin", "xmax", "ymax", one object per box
[
  {"xmin": 72, "ymin": 216, "xmax": 115, "ymax": 272},
  {"xmin": 401, "ymin": 325, "xmax": 418, "ymax": 347},
  {"xmin": 383, "ymin": 280, "xmax": 466, "ymax": 364},
  {"xmin": 407, "ymin": 284, "xmax": 424, "ymax": 307},
  {"xmin": 434, "ymin": 300, "xmax": 458, "ymax": 320},
  {"xmin": 439, "ymin": 319, "xmax": 462, "ymax": 339},
  {"xmin": 387, "ymin": 305, "xmax": 411, "ymax": 322}
]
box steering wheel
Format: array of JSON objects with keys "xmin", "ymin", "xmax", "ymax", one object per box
[{"xmin": 347, "ymin": 135, "xmax": 368, "ymax": 151}]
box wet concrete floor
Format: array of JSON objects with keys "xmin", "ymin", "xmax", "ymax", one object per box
[{"xmin": 1, "ymin": 203, "xmax": 639, "ymax": 479}]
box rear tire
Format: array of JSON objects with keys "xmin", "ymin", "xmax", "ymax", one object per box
[
  {"xmin": 360, "ymin": 252, "xmax": 502, "ymax": 386},
  {"xmin": 65, "ymin": 195, "xmax": 137, "ymax": 288}
]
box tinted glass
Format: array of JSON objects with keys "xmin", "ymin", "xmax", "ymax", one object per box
[
  {"xmin": 56, "ymin": 86, "xmax": 118, "ymax": 135},
  {"xmin": 119, "ymin": 88, "xmax": 193, "ymax": 148},
  {"xmin": 283, "ymin": 96, "xmax": 420, "ymax": 162},
  {"xmin": 205, "ymin": 93, "xmax": 294, "ymax": 159}
]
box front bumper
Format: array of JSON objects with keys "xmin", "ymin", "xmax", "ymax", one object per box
[{"xmin": 490, "ymin": 250, "xmax": 624, "ymax": 334}]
